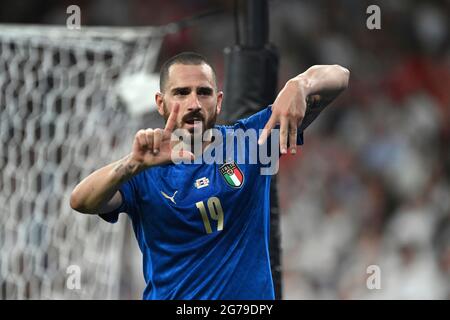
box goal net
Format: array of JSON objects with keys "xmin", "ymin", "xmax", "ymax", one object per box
[{"xmin": 0, "ymin": 24, "xmax": 166, "ymax": 299}]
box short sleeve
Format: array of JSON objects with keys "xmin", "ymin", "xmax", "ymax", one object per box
[{"xmin": 98, "ymin": 178, "xmax": 138, "ymax": 224}]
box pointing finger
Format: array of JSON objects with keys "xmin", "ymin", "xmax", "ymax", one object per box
[
  {"xmin": 164, "ymin": 103, "xmax": 180, "ymax": 133},
  {"xmin": 279, "ymin": 116, "xmax": 288, "ymax": 154},
  {"xmin": 288, "ymin": 119, "xmax": 297, "ymax": 154},
  {"xmin": 258, "ymin": 114, "xmax": 277, "ymax": 145}
]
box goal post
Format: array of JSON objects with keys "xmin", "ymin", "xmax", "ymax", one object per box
[{"xmin": 0, "ymin": 24, "xmax": 166, "ymax": 299}]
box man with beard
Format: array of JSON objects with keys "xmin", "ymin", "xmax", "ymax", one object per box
[{"xmin": 70, "ymin": 52, "xmax": 349, "ymax": 299}]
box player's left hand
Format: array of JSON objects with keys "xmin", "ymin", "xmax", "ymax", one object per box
[{"xmin": 258, "ymin": 79, "xmax": 307, "ymax": 154}]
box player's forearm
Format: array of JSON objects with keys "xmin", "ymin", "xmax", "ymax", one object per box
[
  {"xmin": 290, "ymin": 64, "xmax": 350, "ymax": 99},
  {"xmin": 70, "ymin": 154, "xmax": 141, "ymax": 214}
]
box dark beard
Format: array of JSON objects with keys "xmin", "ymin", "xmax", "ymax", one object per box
[
  {"xmin": 204, "ymin": 111, "xmax": 217, "ymax": 131},
  {"xmin": 163, "ymin": 103, "xmax": 217, "ymax": 133}
]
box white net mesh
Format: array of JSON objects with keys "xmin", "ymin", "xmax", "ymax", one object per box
[{"xmin": 0, "ymin": 24, "xmax": 165, "ymax": 299}]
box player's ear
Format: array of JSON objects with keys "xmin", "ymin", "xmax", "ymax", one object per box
[
  {"xmin": 216, "ymin": 91, "xmax": 223, "ymax": 115},
  {"xmin": 155, "ymin": 92, "xmax": 164, "ymax": 116}
]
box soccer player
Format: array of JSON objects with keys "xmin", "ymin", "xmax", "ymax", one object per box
[{"xmin": 70, "ymin": 52, "xmax": 349, "ymax": 299}]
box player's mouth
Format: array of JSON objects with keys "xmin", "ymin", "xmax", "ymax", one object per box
[{"xmin": 182, "ymin": 113, "xmax": 204, "ymax": 131}]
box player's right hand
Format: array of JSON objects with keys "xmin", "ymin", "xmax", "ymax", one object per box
[{"xmin": 130, "ymin": 104, "xmax": 194, "ymax": 169}]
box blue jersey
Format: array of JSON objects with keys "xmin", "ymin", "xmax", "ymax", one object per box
[{"xmin": 100, "ymin": 106, "xmax": 304, "ymax": 300}]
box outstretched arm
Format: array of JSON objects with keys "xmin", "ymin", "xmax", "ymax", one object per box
[
  {"xmin": 70, "ymin": 104, "xmax": 193, "ymax": 214},
  {"xmin": 258, "ymin": 64, "xmax": 350, "ymax": 154}
]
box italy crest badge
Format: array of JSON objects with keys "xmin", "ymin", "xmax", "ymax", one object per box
[{"xmin": 219, "ymin": 162, "xmax": 244, "ymax": 188}]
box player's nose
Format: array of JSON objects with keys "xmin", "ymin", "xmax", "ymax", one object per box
[{"xmin": 186, "ymin": 93, "xmax": 202, "ymax": 112}]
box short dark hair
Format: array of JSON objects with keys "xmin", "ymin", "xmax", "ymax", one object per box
[{"xmin": 159, "ymin": 52, "xmax": 217, "ymax": 92}]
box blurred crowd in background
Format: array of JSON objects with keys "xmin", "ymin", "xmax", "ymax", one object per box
[
  {"xmin": 272, "ymin": 0, "xmax": 450, "ymax": 299},
  {"xmin": 2, "ymin": 0, "xmax": 448, "ymax": 299}
]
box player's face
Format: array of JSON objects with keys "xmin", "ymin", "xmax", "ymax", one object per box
[{"xmin": 156, "ymin": 63, "xmax": 223, "ymax": 135}]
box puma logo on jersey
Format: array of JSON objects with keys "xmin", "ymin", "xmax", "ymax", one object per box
[{"xmin": 161, "ymin": 190, "xmax": 177, "ymax": 204}]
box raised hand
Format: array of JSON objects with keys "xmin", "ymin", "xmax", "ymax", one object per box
[
  {"xmin": 258, "ymin": 80, "xmax": 307, "ymax": 154},
  {"xmin": 130, "ymin": 103, "xmax": 194, "ymax": 169}
]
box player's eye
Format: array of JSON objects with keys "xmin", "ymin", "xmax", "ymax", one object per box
[
  {"xmin": 173, "ymin": 88, "xmax": 190, "ymax": 95},
  {"xmin": 197, "ymin": 88, "xmax": 213, "ymax": 96}
]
